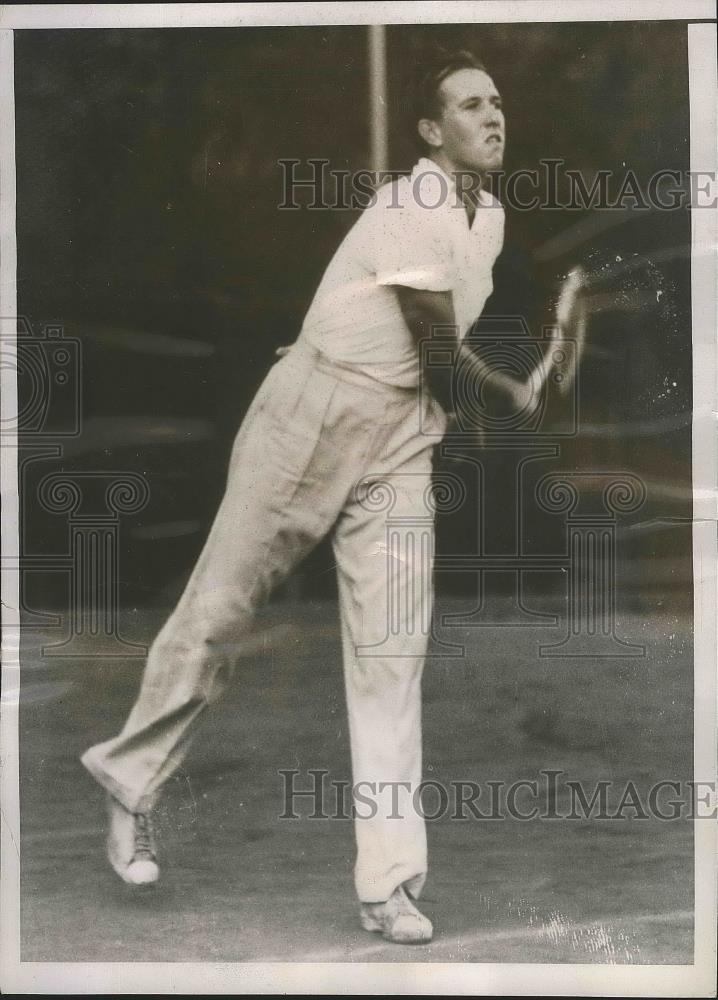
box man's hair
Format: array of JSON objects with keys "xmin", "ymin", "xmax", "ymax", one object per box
[{"xmin": 408, "ymin": 48, "xmax": 489, "ymax": 151}]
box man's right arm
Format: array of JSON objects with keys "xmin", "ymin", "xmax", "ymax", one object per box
[
  {"xmin": 395, "ymin": 286, "xmax": 457, "ymax": 415},
  {"xmin": 395, "ymin": 285, "xmax": 536, "ymax": 421}
]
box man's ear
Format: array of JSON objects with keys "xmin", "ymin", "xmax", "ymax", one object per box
[{"xmin": 417, "ymin": 118, "xmax": 442, "ymax": 150}]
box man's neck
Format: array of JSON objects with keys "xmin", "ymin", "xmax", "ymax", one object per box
[{"xmin": 426, "ymin": 153, "xmax": 484, "ymax": 226}]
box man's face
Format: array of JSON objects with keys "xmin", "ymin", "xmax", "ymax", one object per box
[{"xmin": 431, "ymin": 68, "xmax": 505, "ymax": 173}]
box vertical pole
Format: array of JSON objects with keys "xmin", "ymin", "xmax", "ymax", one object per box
[{"xmin": 368, "ymin": 24, "xmax": 388, "ymax": 175}]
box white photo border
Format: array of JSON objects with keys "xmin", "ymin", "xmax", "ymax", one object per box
[{"xmin": 1, "ymin": 3, "xmax": 716, "ymax": 995}]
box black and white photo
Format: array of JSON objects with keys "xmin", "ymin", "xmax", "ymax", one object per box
[{"xmin": 1, "ymin": 2, "xmax": 716, "ymax": 995}]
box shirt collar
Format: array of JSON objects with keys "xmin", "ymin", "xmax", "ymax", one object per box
[{"xmin": 412, "ymin": 157, "xmax": 494, "ymax": 210}]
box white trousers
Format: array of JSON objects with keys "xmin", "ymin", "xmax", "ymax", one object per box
[{"xmin": 81, "ymin": 339, "xmax": 446, "ymax": 903}]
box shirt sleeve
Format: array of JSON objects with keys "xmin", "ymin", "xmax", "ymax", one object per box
[{"xmin": 369, "ymin": 195, "xmax": 455, "ymax": 292}]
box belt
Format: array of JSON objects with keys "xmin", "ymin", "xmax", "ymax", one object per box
[{"xmin": 275, "ymin": 339, "xmax": 419, "ymax": 398}]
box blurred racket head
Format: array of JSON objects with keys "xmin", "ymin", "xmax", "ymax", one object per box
[
  {"xmin": 551, "ymin": 250, "xmax": 679, "ymax": 399},
  {"xmin": 575, "ymin": 249, "xmax": 678, "ymax": 324}
]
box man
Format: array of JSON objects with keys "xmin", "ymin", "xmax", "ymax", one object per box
[{"xmin": 82, "ymin": 49, "xmax": 584, "ymax": 944}]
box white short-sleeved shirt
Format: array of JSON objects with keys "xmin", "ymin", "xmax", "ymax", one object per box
[{"xmin": 300, "ymin": 157, "xmax": 505, "ymax": 387}]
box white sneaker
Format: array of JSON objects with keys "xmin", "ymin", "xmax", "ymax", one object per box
[
  {"xmin": 106, "ymin": 794, "xmax": 159, "ymax": 886},
  {"xmin": 359, "ymin": 884, "xmax": 433, "ymax": 944}
]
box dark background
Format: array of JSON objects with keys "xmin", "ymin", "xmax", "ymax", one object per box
[
  {"xmin": 13, "ymin": 24, "xmax": 698, "ymax": 966},
  {"xmin": 14, "ymin": 22, "xmax": 692, "ymax": 614}
]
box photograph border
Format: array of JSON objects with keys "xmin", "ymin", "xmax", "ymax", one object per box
[{"xmin": 1, "ymin": 3, "xmax": 716, "ymax": 995}]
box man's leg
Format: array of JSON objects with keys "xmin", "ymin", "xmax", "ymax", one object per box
[
  {"xmin": 81, "ymin": 351, "xmax": 366, "ymax": 821},
  {"xmin": 331, "ymin": 403, "xmax": 441, "ymax": 921}
]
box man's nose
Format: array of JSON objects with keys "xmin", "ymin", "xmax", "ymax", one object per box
[{"xmin": 484, "ymin": 109, "xmax": 504, "ymax": 130}]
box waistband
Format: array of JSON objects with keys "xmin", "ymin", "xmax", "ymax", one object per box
[{"xmin": 280, "ymin": 337, "xmax": 420, "ymax": 399}]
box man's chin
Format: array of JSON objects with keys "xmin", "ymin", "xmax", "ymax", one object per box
[
  {"xmin": 460, "ymin": 153, "xmax": 504, "ymax": 175},
  {"xmin": 482, "ymin": 151, "xmax": 504, "ymax": 172}
]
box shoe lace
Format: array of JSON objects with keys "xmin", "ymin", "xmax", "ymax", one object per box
[{"xmin": 133, "ymin": 813, "xmax": 155, "ymax": 861}]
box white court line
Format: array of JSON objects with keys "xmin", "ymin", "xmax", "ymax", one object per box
[{"xmin": 256, "ymin": 909, "xmax": 694, "ymax": 964}]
